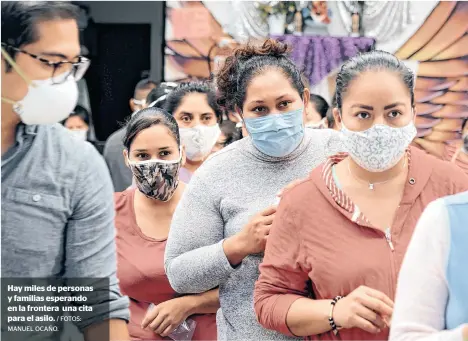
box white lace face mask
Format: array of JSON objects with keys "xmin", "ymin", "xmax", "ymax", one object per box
[{"xmin": 341, "ymin": 120, "xmax": 417, "ymax": 172}]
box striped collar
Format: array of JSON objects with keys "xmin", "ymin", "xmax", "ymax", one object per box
[{"xmin": 321, "ymin": 150, "xmax": 412, "ymax": 227}]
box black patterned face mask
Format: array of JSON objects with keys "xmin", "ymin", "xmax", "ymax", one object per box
[{"xmin": 128, "ymin": 153, "xmax": 182, "ymax": 202}]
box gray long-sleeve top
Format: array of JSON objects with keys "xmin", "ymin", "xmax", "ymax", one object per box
[{"xmin": 165, "ymin": 128, "xmax": 343, "ymax": 341}]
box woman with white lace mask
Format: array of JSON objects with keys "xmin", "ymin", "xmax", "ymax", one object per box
[{"xmin": 253, "ymin": 50, "xmax": 468, "ymax": 341}]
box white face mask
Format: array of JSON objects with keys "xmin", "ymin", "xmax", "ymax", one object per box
[
  {"xmin": 179, "ymin": 124, "xmax": 221, "ymax": 161},
  {"xmin": 341, "ymin": 120, "xmax": 417, "ymax": 172},
  {"xmin": 68, "ymin": 129, "xmax": 88, "ymax": 141},
  {"xmin": 14, "ymin": 77, "xmax": 79, "ymax": 125},
  {"xmin": 1, "ymin": 48, "xmax": 79, "ymax": 125},
  {"xmin": 305, "ymin": 118, "xmax": 326, "ymax": 129}
]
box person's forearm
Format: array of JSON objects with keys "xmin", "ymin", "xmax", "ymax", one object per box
[
  {"xmin": 286, "ymin": 298, "xmax": 333, "ymax": 337},
  {"xmin": 165, "ymin": 241, "xmax": 235, "ymax": 293},
  {"xmin": 84, "ymin": 319, "xmax": 129, "ymax": 341},
  {"xmin": 183, "ymin": 288, "xmax": 220, "ymax": 315},
  {"xmin": 223, "ymin": 234, "xmax": 248, "ymax": 267}
]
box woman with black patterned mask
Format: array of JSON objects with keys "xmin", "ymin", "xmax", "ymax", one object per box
[{"xmin": 115, "ymin": 107, "xmax": 218, "ymax": 341}]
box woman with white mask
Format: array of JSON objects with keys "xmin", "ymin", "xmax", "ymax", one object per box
[
  {"xmin": 253, "ymin": 50, "xmax": 468, "ymax": 341},
  {"xmin": 63, "ymin": 105, "xmax": 90, "ymax": 141},
  {"xmin": 164, "ymin": 39, "xmax": 343, "ymax": 341},
  {"xmin": 163, "ymin": 82, "xmax": 223, "ymax": 183}
]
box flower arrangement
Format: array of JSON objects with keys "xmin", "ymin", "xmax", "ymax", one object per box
[{"xmin": 256, "ymin": 1, "xmax": 297, "ymax": 21}]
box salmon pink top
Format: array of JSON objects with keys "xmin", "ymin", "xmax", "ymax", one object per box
[
  {"xmin": 115, "ymin": 189, "xmax": 217, "ymax": 340},
  {"xmin": 254, "ymin": 147, "xmax": 468, "ymax": 341}
]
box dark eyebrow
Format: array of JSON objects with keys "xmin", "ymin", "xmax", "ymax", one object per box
[
  {"xmin": 158, "ymin": 146, "xmax": 171, "ymax": 150},
  {"xmin": 179, "ymin": 112, "xmax": 193, "ymax": 116},
  {"xmin": 384, "ymin": 102, "xmax": 406, "ymax": 110},
  {"xmin": 351, "ymin": 104, "xmax": 374, "ymax": 110},
  {"xmin": 275, "ymin": 94, "xmax": 289, "ymax": 100},
  {"xmin": 39, "ymin": 52, "xmax": 80, "ymax": 60},
  {"xmin": 133, "ymin": 149, "xmax": 148, "ymax": 153},
  {"xmin": 249, "ymin": 100, "xmax": 265, "ymax": 104}
]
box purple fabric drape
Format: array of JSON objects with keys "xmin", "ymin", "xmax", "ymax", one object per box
[{"xmin": 273, "ymin": 35, "xmax": 376, "ymax": 87}]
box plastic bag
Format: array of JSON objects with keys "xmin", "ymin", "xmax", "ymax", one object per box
[
  {"xmin": 167, "ymin": 319, "xmax": 197, "ymax": 341},
  {"xmin": 146, "ymin": 303, "xmax": 197, "ymax": 341}
]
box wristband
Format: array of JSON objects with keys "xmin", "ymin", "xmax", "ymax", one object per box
[{"xmin": 328, "ymin": 296, "xmax": 343, "ymax": 335}]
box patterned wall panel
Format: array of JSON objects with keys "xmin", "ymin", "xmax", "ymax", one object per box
[{"xmin": 395, "ymin": 1, "xmax": 467, "ymax": 168}]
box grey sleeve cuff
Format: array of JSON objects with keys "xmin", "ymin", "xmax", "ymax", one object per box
[
  {"xmin": 218, "ymin": 239, "xmax": 240, "ymax": 272},
  {"xmin": 166, "ymin": 240, "xmax": 239, "ymax": 294},
  {"xmin": 73, "ymin": 286, "xmax": 130, "ymax": 331}
]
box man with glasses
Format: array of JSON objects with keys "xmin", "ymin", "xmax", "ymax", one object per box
[
  {"xmin": 1, "ymin": 2, "xmax": 129, "ymax": 340},
  {"xmin": 129, "ymin": 78, "xmax": 157, "ymax": 113}
]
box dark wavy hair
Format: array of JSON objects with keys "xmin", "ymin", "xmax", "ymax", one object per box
[{"xmin": 216, "ymin": 39, "xmax": 305, "ymax": 112}]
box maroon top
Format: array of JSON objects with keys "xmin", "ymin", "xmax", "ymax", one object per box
[{"xmin": 115, "ymin": 189, "xmax": 217, "ymax": 340}]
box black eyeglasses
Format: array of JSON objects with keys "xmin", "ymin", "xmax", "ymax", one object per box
[{"xmin": 1, "ymin": 43, "xmax": 90, "ymax": 84}]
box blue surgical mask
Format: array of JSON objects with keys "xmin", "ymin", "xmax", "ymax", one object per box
[{"xmin": 244, "ymin": 108, "xmax": 304, "ymax": 157}]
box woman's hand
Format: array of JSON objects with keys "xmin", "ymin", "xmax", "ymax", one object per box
[
  {"xmin": 462, "ymin": 324, "xmax": 468, "ymax": 341},
  {"xmin": 237, "ymin": 205, "xmax": 277, "ymax": 254},
  {"xmin": 141, "ymin": 297, "xmax": 194, "ymax": 337},
  {"xmin": 223, "ymin": 205, "xmax": 276, "ymax": 266},
  {"xmin": 333, "ymin": 286, "xmax": 394, "ymax": 334}
]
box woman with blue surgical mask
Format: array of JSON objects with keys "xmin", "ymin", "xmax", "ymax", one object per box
[
  {"xmin": 253, "ymin": 50, "xmax": 468, "ymax": 341},
  {"xmin": 163, "ymin": 82, "xmax": 223, "ymax": 183},
  {"xmin": 164, "ymin": 39, "xmax": 343, "ymax": 341}
]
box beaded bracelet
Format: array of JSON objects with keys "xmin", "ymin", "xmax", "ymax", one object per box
[{"xmin": 328, "ymin": 296, "xmax": 343, "ymax": 335}]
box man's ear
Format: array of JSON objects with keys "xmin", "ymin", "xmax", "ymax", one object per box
[{"xmin": 129, "ymin": 99, "xmax": 136, "ymax": 113}]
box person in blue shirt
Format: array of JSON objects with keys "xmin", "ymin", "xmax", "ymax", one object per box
[
  {"xmin": 1, "ymin": 2, "xmax": 129, "ymax": 340},
  {"xmin": 390, "ymin": 191, "xmax": 468, "ymax": 341}
]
